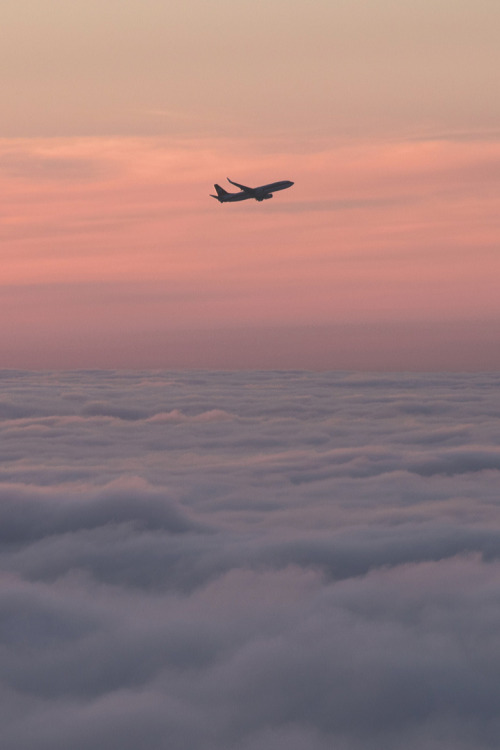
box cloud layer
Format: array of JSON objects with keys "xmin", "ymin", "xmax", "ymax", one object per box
[{"xmin": 2, "ymin": 370, "xmax": 500, "ymax": 749}]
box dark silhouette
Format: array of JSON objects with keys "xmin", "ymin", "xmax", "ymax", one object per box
[{"xmin": 211, "ymin": 177, "xmax": 294, "ymax": 203}]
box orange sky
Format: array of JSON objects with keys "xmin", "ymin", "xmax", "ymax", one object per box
[{"xmin": 1, "ymin": 1, "xmax": 499, "ymax": 368}]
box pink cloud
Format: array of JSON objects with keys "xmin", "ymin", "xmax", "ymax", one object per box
[{"xmin": 1, "ymin": 135, "xmax": 499, "ymax": 367}]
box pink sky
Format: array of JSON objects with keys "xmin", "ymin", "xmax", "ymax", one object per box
[{"xmin": 1, "ymin": 0, "xmax": 499, "ymax": 369}]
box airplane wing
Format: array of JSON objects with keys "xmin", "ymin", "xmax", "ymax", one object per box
[{"xmin": 227, "ymin": 178, "xmax": 255, "ymax": 193}]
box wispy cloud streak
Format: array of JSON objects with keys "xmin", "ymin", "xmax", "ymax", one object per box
[{"xmin": 1, "ymin": 136, "xmax": 500, "ymax": 368}]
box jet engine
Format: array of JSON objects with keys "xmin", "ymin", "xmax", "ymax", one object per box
[{"xmin": 257, "ymin": 193, "xmax": 273, "ymax": 201}]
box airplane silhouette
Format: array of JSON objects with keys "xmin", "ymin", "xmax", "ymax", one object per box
[{"xmin": 211, "ymin": 178, "xmax": 294, "ymax": 203}]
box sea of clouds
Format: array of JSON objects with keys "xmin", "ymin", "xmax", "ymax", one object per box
[{"xmin": 1, "ymin": 369, "xmax": 500, "ymax": 750}]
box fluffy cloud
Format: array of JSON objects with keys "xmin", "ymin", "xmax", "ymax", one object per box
[{"xmin": 1, "ymin": 370, "xmax": 500, "ymax": 749}]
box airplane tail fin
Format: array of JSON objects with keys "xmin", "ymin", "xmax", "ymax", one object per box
[{"xmin": 211, "ymin": 184, "xmax": 229, "ymax": 201}]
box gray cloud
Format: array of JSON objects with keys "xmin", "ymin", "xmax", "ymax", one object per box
[{"xmin": 1, "ymin": 370, "xmax": 500, "ymax": 749}]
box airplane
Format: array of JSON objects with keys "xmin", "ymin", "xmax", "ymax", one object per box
[{"xmin": 211, "ymin": 177, "xmax": 294, "ymax": 203}]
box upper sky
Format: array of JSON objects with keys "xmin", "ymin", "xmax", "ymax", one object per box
[{"xmin": 2, "ymin": 0, "xmax": 499, "ymax": 368}]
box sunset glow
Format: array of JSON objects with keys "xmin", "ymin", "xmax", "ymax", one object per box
[
  {"xmin": 3, "ymin": 5, "xmax": 500, "ymax": 747},
  {"xmin": 2, "ymin": 0, "xmax": 499, "ymax": 367}
]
